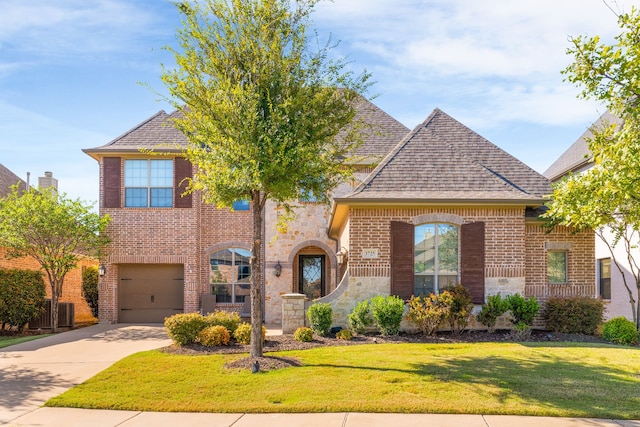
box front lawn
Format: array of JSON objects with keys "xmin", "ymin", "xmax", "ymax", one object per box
[{"xmin": 46, "ymin": 342, "xmax": 640, "ymax": 419}]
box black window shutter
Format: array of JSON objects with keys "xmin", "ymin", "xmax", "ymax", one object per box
[
  {"xmin": 390, "ymin": 221, "xmax": 414, "ymax": 300},
  {"xmin": 460, "ymin": 221, "xmax": 485, "ymax": 304},
  {"xmin": 103, "ymin": 157, "xmax": 121, "ymax": 208},
  {"xmin": 174, "ymin": 157, "xmax": 193, "ymax": 208}
]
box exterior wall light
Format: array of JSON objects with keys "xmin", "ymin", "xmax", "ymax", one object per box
[
  {"xmin": 98, "ymin": 264, "xmax": 106, "ymax": 276},
  {"xmin": 274, "ymin": 261, "xmax": 282, "ymax": 277},
  {"xmin": 336, "ymin": 247, "xmax": 348, "ymax": 265}
]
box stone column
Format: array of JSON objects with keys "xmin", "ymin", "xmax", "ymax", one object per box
[{"xmin": 282, "ymin": 293, "xmax": 307, "ymax": 334}]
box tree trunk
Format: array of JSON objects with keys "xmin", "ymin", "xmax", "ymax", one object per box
[
  {"xmin": 249, "ymin": 191, "xmax": 264, "ymax": 358},
  {"xmin": 51, "ymin": 281, "xmax": 60, "ymax": 333}
]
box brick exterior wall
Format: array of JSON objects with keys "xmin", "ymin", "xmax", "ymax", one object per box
[{"xmin": 0, "ymin": 247, "xmax": 97, "ymax": 323}]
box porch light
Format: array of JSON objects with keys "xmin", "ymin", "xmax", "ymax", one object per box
[
  {"xmin": 274, "ymin": 261, "xmax": 282, "ymax": 277},
  {"xmin": 98, "ymin": 264, "xmax": 106, "ymax": 276},
  {"xmin": 336, "ymin": 247, "xmax": 348, "ymax": 265}
]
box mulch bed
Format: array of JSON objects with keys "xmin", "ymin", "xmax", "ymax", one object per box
[{"xmin": 161, "ymin": 329, "xmax": 613, "ymax": 372}]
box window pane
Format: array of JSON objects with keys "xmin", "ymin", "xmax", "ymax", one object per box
[
  {"xmin": 125, "ymin": 188, "xmax": 147, "ymax": 207},
  {"xmin": 415, "ymin": 224, "xmax": 436, "ymax": 273},
  {"xmin": 547, "ymin": 251, "xmax": 568, "ymax": 283},
  {"xmin": 150, "ymin": 188, "xmax": 173, "ymax": 207},
  {"xmin": 124, "ymin": 160, "xmax": 148, "ymax": 187},
  {"xmin": 232, "ymin": 199, "xmax": 250, "ymax": 211},
  {"xmin": 210, "ymin": 248, "xmax": 251, "ymax": 304},
  {"xmin": 414, "ymin": 275, "xmax": 434, "ymax": 296},
  {"xmin": 599, "ymin": 258, "xmax": 611, "ymax": 299},
  {"xmin": 150, "ymin": 160, "xmax": 173, "ymax": 187},
  {"xmin": 437, "ymin": 224, "xmax": 458, "ymax": 275}
]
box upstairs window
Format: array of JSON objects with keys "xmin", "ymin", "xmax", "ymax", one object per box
[
  {"xmin": 124, "ymin": 159, "xmax": 173, "ymax": 208},
  {"xmin": 232, "ymin": 199, "xmax": 250, "ymax": 211}
]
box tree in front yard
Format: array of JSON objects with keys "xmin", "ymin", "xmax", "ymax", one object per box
[
  {"xmin": 545, "ymin": 7, "xmax": 640, "ymax": 328},
  {"xmin": 159, "ymin": 0, "xmax": 371, "ymax": 356},
  {"xmin": 0, "ymin": 186, "xmax": 110, "ymax": 332}
]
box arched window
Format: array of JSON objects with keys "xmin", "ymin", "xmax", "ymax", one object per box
[
  {"xmin": 414, "ymin": 223, "xmax": 459, "ymax": 295},
  {"xmin": 210, "ymin": 248, "xmax": 251, "ymax": 303}
]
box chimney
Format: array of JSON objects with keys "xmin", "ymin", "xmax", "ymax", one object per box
[{"xmin": 38, "ymin": 171, "xmax": 58, "ymax": 192}]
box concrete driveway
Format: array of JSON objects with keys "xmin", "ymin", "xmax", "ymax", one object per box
[{"xmin": 0, "ymin": 324, "xmax": 171, "ymax": 425}]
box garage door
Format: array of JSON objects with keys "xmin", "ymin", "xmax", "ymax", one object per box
[{"xmin": 118, "ymin": 264, "xmax": 184, "ymax": 323}]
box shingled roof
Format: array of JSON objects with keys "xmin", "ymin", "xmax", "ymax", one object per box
[
  {"xmin": 341, "ymin": 108, "xmax": 551, "ymax": 203},
  {"xmin": 84, "ymin": 97, "xmax": 409, "ymax": 160},
  {"xmin": 0, "ymin": 163, "xmax": 27, "ymax": 198},
  {"xmin": 543, "ymin": 110, "xmax": 620, "ymax": 182}
]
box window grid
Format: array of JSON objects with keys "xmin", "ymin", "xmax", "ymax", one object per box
[
  {"xmin": 547, "ymin": 251, "xmax": 568, "ymax": 284},
  {"xmin": 124, "ymin": 159, "xmax": 173, "ymax": 208},
  {"xmin": 414, "ymin": 223, "xmax": 459, "ymax": 296}
]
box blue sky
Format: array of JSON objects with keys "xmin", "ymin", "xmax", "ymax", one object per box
[{"xmin": 0, "ymin": 0, "xmax": 634, "ymax": 205}]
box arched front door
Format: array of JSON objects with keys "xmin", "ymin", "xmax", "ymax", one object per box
[{"xmin": 298, "ymin": 254, "xmax": 325, "ymax": 300}]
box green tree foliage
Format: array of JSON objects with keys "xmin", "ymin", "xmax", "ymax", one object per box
[
  {"xmin": 82, "ymin": 266, "xmax": 99, "ymax": 318},
  {"xmin": 0, "ymin": 268, "xmax": 45, "ymax": 331},
  {"xmin": 0, "ymin": 186, "xmax": 110, "ymax": 332},
  {"xmin": 160, "ymin": 0, "xmax": 371, "ymax": 356},
  {"xmin": 545, "ymin": 7, "xmax": 640, "ymax": 328}
]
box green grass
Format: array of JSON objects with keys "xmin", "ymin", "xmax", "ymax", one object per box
[
  {"xmin": 46, "ymin": 342, "xmax": 640, "ymax": 419},
  {"xmin": 0, "ymin": 333, "xmax": 52, "ymax": 349}
]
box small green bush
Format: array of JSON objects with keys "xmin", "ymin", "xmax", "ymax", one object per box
[
  {"xmin": 307, "ymin": 302, "xmax": 332, "ymax": 336},
  {"xmin": 233, "ymin": 323, "xmax": 266, "ymax": 345},
  {"xmin": 406, "ymin": 292, "xmax": 451, "ymax": 336},
  {"xmin": 477, "ymin": 294, "xmax": 509, "ymax": 333},
  {"xmin": 348, "ymin": 299, "xmax": 374, "ymax": 334},
  {"xmin": 335, "ymin": 329, "xmax": 353, "ymax": 340},
  {"xmin": 0, "ymin": 269, "xmax": 46, "ymax": 330},
  {"xmin": 197, "ymin": 325, "xmax": 230, "ymax": 346},
  {"xmin": 602, "ymin": 317, "xmax": 638, "ymax": 346},
  {"xmin": 164, "ymin": 312, "xmax": 207, "ymax": 346},
  {"xmin": 293, "ymin": 326, "xmax": 314, "ymax": 342},
  {"xmin": 544, "ymin": 297, "xmax": 604, "ymax": 335},
  {"xmin": 505, "ymin": 294, "xmax": 540, "ymax": 340},
  {"xmin": 370, "ymin": 295, "xmax": 405, "ymax": 336},
  {"xmin": 443, "ymin": 284, "xmax": 474, "ymax": 334},
  {"xmin": 205, "ymin": 310, "xmax": 241, "ymax": 335},
  {"xmin": 81, "ymin": 266, "xmax": 99, "ymax": 318}
]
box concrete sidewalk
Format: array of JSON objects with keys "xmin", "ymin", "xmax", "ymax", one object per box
[{"xmin": 7, "ymin": 408, "xmax": 640, "ymax": 427}]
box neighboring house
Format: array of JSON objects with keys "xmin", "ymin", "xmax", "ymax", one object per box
[
  {"xmin": 85, "ymin": 103, "xmax": 595, "ymax": 326},
  {"xmin": 544, "ymin": 111, "xmax": 637, "ymax": 322},
  {"xmin": 0, "ymin": 165, "xmax": 96, "ymax": 324}
]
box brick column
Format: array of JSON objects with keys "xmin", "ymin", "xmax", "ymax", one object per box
[{"xmin": 282, "ymin": 293, "xmax": 307, "ymax": 334}]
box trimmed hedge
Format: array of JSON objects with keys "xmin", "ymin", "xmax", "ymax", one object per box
[
  {"xmin": 307, "ymin": 302, "xmax": 332, "ymax": 336},
  {"xmin": 544, "ymin": 297, "xmax": 604, "ymax": 335},
  {"xmin": 82, "ymin": 266, "xmax": 99, "ymax": 318},
  {"xmin": 602, "ymin": 317, "xmax": 638, "ymax": 346},
  {"xmin": 233, "ymin": 323, "xmax": 266, "ymax": 345},
  {"xmin": 0, "ymin": 268, "xmax": 45, "ymax": 330},
  {"xmin": 164, "ymin": 313, "xmax": 208, "ymax": 346}
]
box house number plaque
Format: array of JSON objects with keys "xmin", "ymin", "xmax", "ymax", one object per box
[{"xmin": 361, "ymin": 248, "xmax": 379, "ymax": 259}]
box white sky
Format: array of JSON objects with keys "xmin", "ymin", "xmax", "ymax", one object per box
[{"xmin": 0, "ymin": 0, "xmax": 635, "ymax": 204}]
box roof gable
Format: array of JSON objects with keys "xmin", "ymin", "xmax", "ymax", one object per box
[
  {"xmin": 0, "ymin": 163, "xmax": 27, "ymax": 198},
  {"xmin": 345, "ymin": 109, "xmax": 551, "ymax": 202}
]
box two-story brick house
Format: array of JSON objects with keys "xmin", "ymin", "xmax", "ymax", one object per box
[{"xmin": 85, "ymin": 102, "xmax": 595, "ymax": 326}]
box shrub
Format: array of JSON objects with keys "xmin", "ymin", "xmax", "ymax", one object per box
[
  {"xmin": 443, "ymin": 284, "xmax": 474, "ymax": 334},
  {"xmin": 477, "ymin": 294, "xmax": 509, "ymax": 333},
  {"xmin": 336, "ymin": 329, "xmax": 353, "ymax": 340},
  {"xmin": 307, "ymin": 302, "xmax": 332, "ymax": 336},
  {"xmin": 370, "ymin": 295, "xmax": 405, "ymax": 336},
  {"xmin": 294, "ymin": 326, "xmax": 314, "ymax": 342},
  {"xmin": 205, "ymin": 310, "xmax": 241, "ymax": 335},
  {"xmin": 164, "ymin": 312, "xmax": 207, "ymax": 346},
  {"xmin": 406, "ymin": 292, "xmax": 451, "ymax": 336},
  {"xmin": 348, "ymin": 299, "xmax": 374, "ymax": 334},
  {"xmin": 0, "ymin": 268, "xmax": 45, "ymax": 330},
  {"xmin": 197, "ymin": 325, "xmax": 230, "ymax": 346},
  {"xmin": 233, "ymin": 323, "xmax": 266, "ymax": 345},
  {"xmin": 602, "ymin": 317, "xmax": 638, "ymax": 346},
  {"xmin": 81, "ymin": 266, "xmax": 99, "ymax": 318},
  {"xmin": 544, "ymin": 297, "xmax": 604, "ymax": 335},
  {"xmin": 505, "ymin": 294, "xmax": 540, "ymax": 340}
]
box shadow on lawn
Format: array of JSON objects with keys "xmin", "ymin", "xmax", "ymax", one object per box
[{"xmin": 306, "ymin": 347, "xmax": 640, "ymax": 419}]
